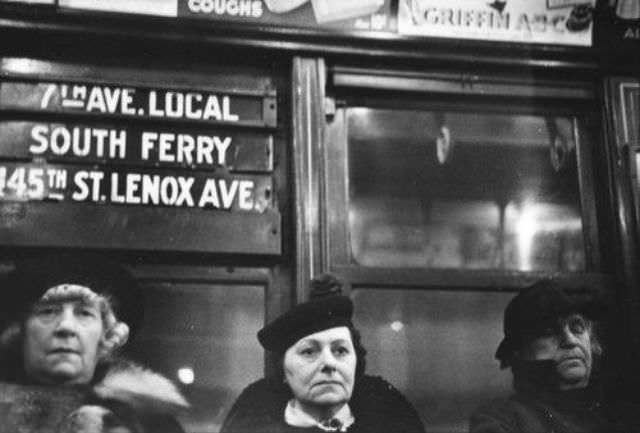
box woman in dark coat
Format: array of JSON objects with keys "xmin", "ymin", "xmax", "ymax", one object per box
[
  {"xmin": 469, "ymin": 280, "xmax": 640, "ymax": 433},
  {"xmin": 221, "ymin": 273, "xmax": 425, "ymax": 433}
]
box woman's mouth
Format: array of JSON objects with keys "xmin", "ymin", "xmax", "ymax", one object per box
[{"xmin": 49, "ymin": 347, "xmax": 79, "ymax": 354}]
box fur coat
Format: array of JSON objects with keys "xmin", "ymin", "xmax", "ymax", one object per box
[
  {"xmin": 220, "ymin": 374, "xmax": 426, "ymax": 433},
  {"xmin": 0, "ymin": 359, "xmax": 189, "ymax": 433}
]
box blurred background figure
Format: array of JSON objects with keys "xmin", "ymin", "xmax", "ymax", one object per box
[
  {"xmin": 221, "ymin": 273, "xmax": 425, "ymax": 433},
  {"xmin": 470, "ymin": 280, "xmax": 639, "ymax": 433},
  {"xmin": 0, "ymin": 254, "xmax": 189, "ymax": 433}
]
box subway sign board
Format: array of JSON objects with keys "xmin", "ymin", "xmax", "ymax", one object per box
[
  {"xmin": 0, "ymin": 163, "xmax": 272, "ymax": 212},
  {"xmin": 0, "ymin": 67, "xmax": 281, "ymax": 255},
  {"xmin": 0, "ymin": 121, "xmax": 273, "ymax": 172},
  {"xmin": 0, "ymin": 81, "xmax": 277, "ymax": 128}
]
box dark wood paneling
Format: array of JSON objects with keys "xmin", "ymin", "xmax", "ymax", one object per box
[{"xmin": 0, "ymin": 202, "xmax": 281, "ymax": 254}]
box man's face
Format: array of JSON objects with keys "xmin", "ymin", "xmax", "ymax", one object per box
[
  {"xmin": 523, "ymin": 313, "xmax": 593, "ymax": 390},
  {"xmin": 283, "ymin": 326, "xmax": 357, "ymax": 415},
  {"xmin": 23, "ymin": 298, "xmax": 104, "ymax": 385}
]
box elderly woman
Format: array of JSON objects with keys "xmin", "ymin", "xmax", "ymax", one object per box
[
  {"xmin": 469, "ymin": 280, "xmax": 640, "ymax": 433},
  {"xmin": 221, "ymin": 273, "xmax": 425, "ymax": 433},
  {"xmin": 0, "ymin": 254, "xmax": 189, "ymax": 433}
]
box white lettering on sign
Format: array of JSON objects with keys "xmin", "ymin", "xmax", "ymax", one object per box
[
  {"xmin": 30, "ymin": 125, "xmax": 127, "ymax": 159},
  {"xmin": 140, "ymin": 131, "xmax": 231, "ymax": 165},
  {"xmin": 110, "ymin": 173, "xmax": 196, "ymax": 207},
  {"xmin": 36, "ymin": 84, "xmax": 257, "ymax": 124},
  {"xmin": 72, "ymin": 171, "xmax": 105, "ymax": 201},
  {"xmin": 148, "ymin": 91, "xmax": 239, "ymax": 121},
  {"xmin": 85, "ymin": 86, "xmax": 137, "ymax": 115},
  {"xmin": 198, "ymin": 178, "xmax": 254, "ymax": 210},
  {"xmin": 0, "ymin": 164, "xmax": 261, "ymax": 211}
]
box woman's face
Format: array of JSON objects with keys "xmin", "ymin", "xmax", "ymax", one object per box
[
  {"xmin": 522, "ymin": 314, "xmax": 593, "ymax": 390},
  {"xmin": 23, "ymin": 298, "xmax": 104, "ymax": 385},
  {"xmin": 283, "ymin": 326, "xmax": 356, "ymax": 412}
]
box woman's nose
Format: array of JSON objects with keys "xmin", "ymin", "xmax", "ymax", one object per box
[
  {"xmin": 320, "ymin": 348, "xmax": 338, "ymax": 371},
  {"xmin": 54, "ymin": 307, "xmax": 79, "ymax": 335},
  {"xmin": 559, "ymin": 325, "xmax": 579, "ymax": 346}
]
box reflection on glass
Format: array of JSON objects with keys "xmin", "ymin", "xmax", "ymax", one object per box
[
  {"xmin": 124, "ymin": 282, "xmax": 264, "ymax": 433},
  {"xmin": 636, "ymin": 152, "xmax": 640, "ymax": 188},
  {"xmin": 353, "ymin": 289, "xmax": 513, "ymax": 433},
  {"xmin": 348, "ymin": 108, "xmax": 586, "ymax": 271}
]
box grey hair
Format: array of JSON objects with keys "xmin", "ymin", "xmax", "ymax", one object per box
[
  {"xmin": 0, "ymin": 297, "xmax": 129, "ymax": 382},
  {"xmin": 511, "ymin": 316, "xmax": 602, "ymax": 365}
]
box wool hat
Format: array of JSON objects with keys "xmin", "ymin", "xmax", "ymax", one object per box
[
  {"xmin": 2, "ymin": 254, "xmax": 143, "ymax": 336},
  {"xmin": 495, "ymin": 279, "xmax": 605, "ymax": 369},
  {"xmin": 258, "ymin": 273, "xmax": 354, "ymax": 353}
]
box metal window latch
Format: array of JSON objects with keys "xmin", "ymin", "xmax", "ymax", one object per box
[{"xmin": 324, "ymin": 96, "xmax": 336, "ymax": 120}]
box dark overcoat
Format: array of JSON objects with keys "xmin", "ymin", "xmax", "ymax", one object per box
[
  {"xmin": 470, "ymin": 365, "xmax": 640, "ymax": 433},
  {"xmin": 221, "ymin": 375, "xmax": 426, "ymax": 433}
]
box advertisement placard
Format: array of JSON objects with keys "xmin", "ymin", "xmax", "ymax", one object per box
[
  {"xmin": 59, "ymin": 0, "xmax": 177, "ymax": 17},
  {"xmin": 398, "ymin": 0, "xmax": 596, "ymax": 46},
  {"xmin": 57, "ymin": 0, "xmax": 393, "ymax": 31},
  {"xmin": 178, "ymin": 0, "xmax": 393, "ymax": 31},
  {"xmin": 178, "ymin": 0, "xmax": 391, "ymax": 31}
]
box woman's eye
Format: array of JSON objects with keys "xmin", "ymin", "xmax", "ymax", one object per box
[
  {"xmin": 35, "ymin": 307, "xmax": 57, "ymax": 318},
  {"xmin": 569, "ymin": 319, "xmax": 586, "ymax": 333},
  {"xmin": 33, "ymin": 304, "xmax": 59, "ymax": 318},
  {"xmin": 80, "ymin": 309, "xmax": 97, "ymax": 318},
  {"xmin": 333, "ymin": 346, "xmax": 350, "ymax": 356},
  {"xmin": 299, "ymin": 348, "xmax": 315, "ymax": 357}
]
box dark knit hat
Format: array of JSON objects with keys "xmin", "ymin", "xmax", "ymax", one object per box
[
  {"xmin": 495, "ymin": 280, "xmax": 605, "ymax": 369},
  {"xmin": 258, "ymin": 273, "xmax": 354, "ymax": 353},
  {"xmin": 3, "ymin": 254, "xmax": 143, "ymax": 335}
]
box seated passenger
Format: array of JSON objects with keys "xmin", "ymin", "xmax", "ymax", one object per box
[
  {"xmin": 0, "ymin": 254, "xmax": 189, "ymax": 433},
  {"xmin": 469, "ymin": 280, "xmax": 639, "ymax": 433},
  {"xmin": 221, "ymin": 273, "xmax": 425, "ymax": 433}
]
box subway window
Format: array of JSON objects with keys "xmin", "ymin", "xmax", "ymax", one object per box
[
  {"xmin": 124, "ymin": 272, "xmax": 267, "ymax": 433},
  {"xmin": 353, "ymin": 289, "xmax": 513, "ymax": 432},
  {"xmin": 347, "ymin": 109, "xmax": 588, "ymax": 272}
]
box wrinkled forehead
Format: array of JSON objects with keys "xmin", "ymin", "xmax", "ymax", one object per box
[
  {"xmin": 528, "ymin": 312, "xmax": 591, "ymax": 337},
  {"xmin": 557, "ymin": 312, "xmax": 590, "ymax": 325}
]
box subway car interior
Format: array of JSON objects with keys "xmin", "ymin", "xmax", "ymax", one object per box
[{"xmin": 0, "ymin": 1, "xmax": 639, "ymax": 432}]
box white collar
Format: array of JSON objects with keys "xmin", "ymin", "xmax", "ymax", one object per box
[{"xmin": 284, "ymin": 399, "xmax": 354, "ymax": 432}]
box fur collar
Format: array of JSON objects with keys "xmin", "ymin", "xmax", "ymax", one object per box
[{"xmin": 92, "ymin": 360, "xmax": 189, "ymax": 415}]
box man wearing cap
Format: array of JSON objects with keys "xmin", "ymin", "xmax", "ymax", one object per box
[
  {"xmin": 221, "ymin": 273, "xmax": 425, "ymax": 433},
  {"xmin": 0, "ymin": 254, "xmax": 189, "ymax": 433},
  {"xmin": 469, "ymin": 280, "xmax": 639, "ymax": 433}
]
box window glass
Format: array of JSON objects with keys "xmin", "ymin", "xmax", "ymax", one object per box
[
  {"xmin": 348, "ymin": 108, "xmax": 586, "ymax": 271},
  {"xmin": 352, "ymin": 289, "xmax": 513, "ymax": 432},
  {"xmin": 125, "ymin": 282, "xmax": 265, "ymax": 433}
]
